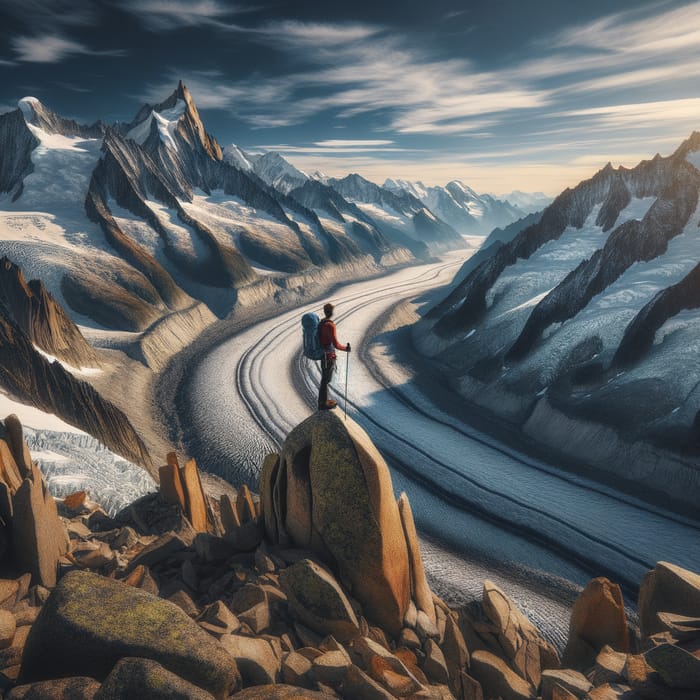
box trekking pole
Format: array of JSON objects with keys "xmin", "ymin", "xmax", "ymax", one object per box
[{"xmin": 344, "ymin": 349, "xmax": 350, "ymax": 421}]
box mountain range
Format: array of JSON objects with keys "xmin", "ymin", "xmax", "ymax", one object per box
[
  {"xmin": 414, "ymin": 132, "xmax": 700, "ymax": 509},
  {"xmin": 0, "ymin": 81, "xmax": 488, "ymax": 340}
]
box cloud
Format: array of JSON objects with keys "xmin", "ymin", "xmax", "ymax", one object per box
[
  {"xmin": 157, "ymin": 24, "xmax": 552, "ymax": 135},
  {"xmin": 260, "ymin": 20, "xmax": 381, "ymax": 46},
  {"xmin": 11, "ymin": 35, "xmax": 126, "ymax": 63},
  {"xmin": 314, "ymin": 140, "xmax": 394, "ymax": 147},
  {"xmin": 123, "ymin": 0, "xmax": 252, "ymax": 31},
  {"xmin": 2, "ymin": 0, "xmax": 97, "ymax": 28}
]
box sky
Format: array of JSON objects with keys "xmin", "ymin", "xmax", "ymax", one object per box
[{"xmin": 1, "ymin": 0, "xmax": 700, "ymax": 195}]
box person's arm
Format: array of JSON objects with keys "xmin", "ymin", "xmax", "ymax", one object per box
[{"xmin": 330, "ymin": 322, "xmax": 348, "ymax": 352}]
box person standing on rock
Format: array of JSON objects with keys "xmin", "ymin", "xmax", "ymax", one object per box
[{"xmin": 318, "ymin": 303, "xmax": 351, "ymax": 410}]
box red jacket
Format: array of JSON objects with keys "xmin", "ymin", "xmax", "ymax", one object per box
[{"xmin": 318, "ymin": 318, "xmax": 347, "ymax": 356}]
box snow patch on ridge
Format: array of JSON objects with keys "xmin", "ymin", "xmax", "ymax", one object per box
[
  {"xmin": 18, "ymin": 96, "xmax": 40, "ymax": 121},
  {"xmin": 685, "ymin": 150, "xmax": 700, "ymax": 172},
  {"xmin": 128, "ymin": 98, "xmax": 186, "ymax": 149}
]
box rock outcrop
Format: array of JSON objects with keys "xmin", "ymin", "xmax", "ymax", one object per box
[
  {"xmin": 0, "ymin": 414, "xmax": 697, "ymax": 700},
  {"xmin": 0, "ymin": 415, "xmax": 69, "ymax": 587},
  {"xmin": 562, "ymin": 577, "xmax": 629, "ymax": 671},
  {"xmin": 0, "ymin": 254, "xmax": 154, "ymax": 473},
  {"xmin": 0, "ymin": 257, "xmax": 98, "ymax": 369},
  {"xmin": 260, "ymin": 411, "xmax": 411, "ymax": 636}
]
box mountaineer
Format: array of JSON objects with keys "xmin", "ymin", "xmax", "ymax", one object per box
[{"xmin": 317, "ymin": 303, "xmax": 351, "ymax": 410}]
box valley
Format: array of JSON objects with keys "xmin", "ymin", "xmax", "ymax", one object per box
[{"xmin": 175, "ymin": 251, "xmax": 700, "ymax": 647}]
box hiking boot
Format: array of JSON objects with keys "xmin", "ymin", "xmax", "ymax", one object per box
[{"xmin": 319, "ymin": 400, "xmax": 337, "ymax": 410}]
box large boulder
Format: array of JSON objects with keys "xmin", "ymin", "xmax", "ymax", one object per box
[
  {"xmin": 19, "ymin": 571, "xmax": 240, "ymax": 699},
  {"xmin": 563, "ymin": 577, "xmax": 629, "ymax": 671},
  {"xmin": 638, "ymin": 562, "xmax": 700, "ymax": 639},
  {"xmin": 6, "ymin": 677, "xmax": 101, "ymax": 699},
  {"xmin": 280, "ymin": 558, "xmax": 360, "ymax": 642},
  {"xmin": 95, "ymin": 657, "xmax": 216, "ymax": 699},
  {"xmin": 262, "ymin": 412, "xmax": 411, "ymax": 636}
]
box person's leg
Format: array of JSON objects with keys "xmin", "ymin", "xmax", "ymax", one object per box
[
  {"xmin": 318, "ymin": 360, "xmax": 332, "ymax": 408},
  {"xmin": 318, "ymin": 358, "xmax": 336, "ymax": 409}
]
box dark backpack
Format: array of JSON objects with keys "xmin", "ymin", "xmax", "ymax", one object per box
[{"xmin": 301, "ymin": 312, "xmax": 324, "ymax": 360}]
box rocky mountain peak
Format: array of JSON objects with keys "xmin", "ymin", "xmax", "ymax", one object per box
[{"xmin": 18, "ymin": 96, "xmax": 104, "ymax": 139}]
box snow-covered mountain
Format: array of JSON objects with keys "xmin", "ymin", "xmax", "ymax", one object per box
[
  {"xmin": 414, "ymin": 134, "xmax": 700, "ymax": 509},
  {"xmin": 494, "ymin": 190, "xmax": 552, "ymax": 214},
  {"xmin": 250, "ymin": 151, "xmax": 309, "ymax": 194},
  {"xmin": 0, "ymin": 82, "xmax": 467, "ymax": 338},
  {"xmin": 328, "ymin": 173, "xmax": 464, "ymax": 252},
  {"xmin": 384, "ymin": 178, "xmax": 546, "ymax": 235}
]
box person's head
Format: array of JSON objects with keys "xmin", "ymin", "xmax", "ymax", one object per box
[{"xmin": 323, "ymin": 302, "xmax": 334, "ymax": 318}]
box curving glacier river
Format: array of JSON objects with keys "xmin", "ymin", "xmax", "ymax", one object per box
[{"xmin": 184, "ymin": 252, "xmax": 700, "ymax": 647}]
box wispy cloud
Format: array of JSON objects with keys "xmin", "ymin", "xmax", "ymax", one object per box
[
  {"xmin": 314, "ymin": 140, "xmax": 394, "ymax": 147},
  {"xmin": 2, "ymin": 0, "xmax": 97, "ymax": 28},
  {"xmin": 556, "ymin": 97, "xmax": 700, "ymax": 130},
  {"xmin": 146, "ymin": 21, "xmax": 552, "ymax": 135},
  {"xmin": 12, "ymin": 35, "xmax": 126, "ymax": 63},
  {"xmin": 123, "ymin": 0, "xmax": 254, "ymax": 31}
]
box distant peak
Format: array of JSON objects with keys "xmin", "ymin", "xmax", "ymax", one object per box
[{"xmin": 18, "ymin": 96, "xmax": 44, "ymax": 122}]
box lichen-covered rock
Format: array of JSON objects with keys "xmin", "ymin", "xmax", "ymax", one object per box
[
  {"xmin": 264, "ymin": 412, "xmax": 411, "ymax": 636},
  {"xmin": 563, "ymin": 577, "xmax": 629, "ymax": 671},
  {"xmin": 638, "ymin": 562, "xmax": 700, "ymax": 639},
  {"xmin": 6, "ymin": 676, "xmax": 101, "ymax": 700},
  {"xmin": 95, "ymin": 657, "xmax": 216, "ymax": 699},
  {"xmin": 19, "ymin": 571, "xmax": 240, "ymax": 699},
  {"xmin": 280, "ymin": 558, "xmax": 359, "ymax": 642}
]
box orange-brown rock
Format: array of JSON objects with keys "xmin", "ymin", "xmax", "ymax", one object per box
[
  {"xmin": 158, "ymin": 463, "xmax": 185, "ymax": 508},
  {"xmin": 159, "ymin": 454, "xmax": 210, "ymax": 533},
  {"xmin": 638, "ymin": 561, "xmax": 700, "ymax": 640},
  {"xmin": 470, "ymin": 649, "xmax": 535, "ymax": 700},
  {"xmin": 563, "ymin": 577, "xmax": 629, "ymax": 671},
  {"xmin": 12, "ymin": 464, "xmax": 69, "ymax": 587},
  {"xmin": 0, "ymin": 438, "xmax": 22, "ymax": 497},
  {"xmin": 398, "ymin": 492, "xmax": 436, "ymax": 626},
  {"xmin": 280, "ymin": 559, "xmax": 359, "ymax": 642},
  {"xmin": 219, "ymin": 493, "xmax": 240, "ymax": 533},
  {"xmin": 263, "ymin": 412, "xmax": 411, "ymax": 636},
  {"xmin": 482, "ymin": 580, "xmax": 559, "ymax": 687},
  {"xmin": 236, "ymin": 484, "xmax": 257, "ymax": 525},
  {"xmin": 181, "ymin": 458, "xmax": 209, "ymax": 533}
]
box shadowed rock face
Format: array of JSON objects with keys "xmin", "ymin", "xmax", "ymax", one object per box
[
  {"xmin": 507, "ymin": 164, "xmax": 700, "ymax": 361},
  {"xmin": 0, "ymin": 299, "xmax": 152, "ymax": 470},
  {"xmin": 613, "ymin": 260, "xmax": 700, "ymax": 368},
  {"xmin": 0, "ymin": 110, "xmax": 38, "ymax": 199},
  {"xmin": 0, "ymin": 257, "xmax": 98, "ymax": 368},
  {"xmin": 20, "ymin": 97, "xmax": 105, "ymax": 139}
]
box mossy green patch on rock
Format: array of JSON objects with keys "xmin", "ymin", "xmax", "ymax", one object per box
[
  {"xmin": 95, "ymin": 657, "xmax": 217, "ymax": 699},
  {"xmin": 280, "ymin": 559, "xmax": 359, "ymax": 642},
  {"xmin": 20, "ymin": 571, "xmax": 240, "ymax": 699}
]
